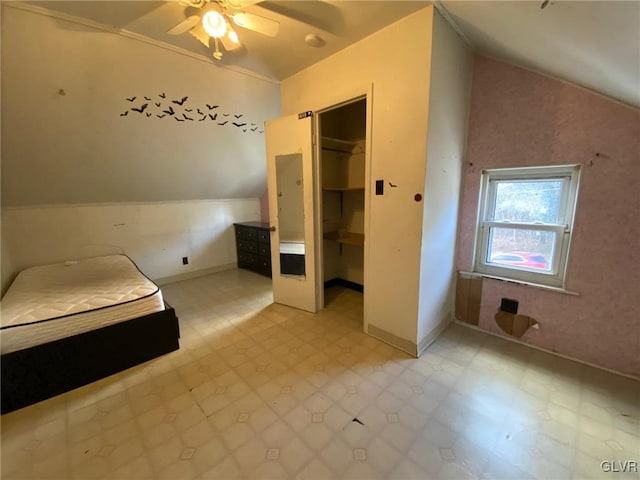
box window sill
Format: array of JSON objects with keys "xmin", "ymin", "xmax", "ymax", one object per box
[{"xmin": 459, "ymin": 271, "xmax": 580, "ymax": 296}]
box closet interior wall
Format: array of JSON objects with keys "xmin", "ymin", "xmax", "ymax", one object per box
[{"xmin": 319, "ymin": 99, "xmax": 367, "ymax": 290}]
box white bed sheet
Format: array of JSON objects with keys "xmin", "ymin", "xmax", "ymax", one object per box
[{"xmin": 0, "ymin": 255, "xmax": 165, "ymax": 354}]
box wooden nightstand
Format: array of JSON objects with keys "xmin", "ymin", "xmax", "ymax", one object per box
[{"xmin": 233, "ymin": 222, "xmax": 272, "ymax": 277}]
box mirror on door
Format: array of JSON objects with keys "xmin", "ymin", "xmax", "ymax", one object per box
[{"xmin": 276, "ymin": 153, "xmax": 306, "ymax": 277}]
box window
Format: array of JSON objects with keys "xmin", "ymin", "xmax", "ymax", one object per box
[{"xmin": 473, "ymin": 164, "xmax": 581, "ymax": 288}]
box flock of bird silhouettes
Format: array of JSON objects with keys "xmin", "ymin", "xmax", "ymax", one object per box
[{"xmin": 120, "ymin": 93, "xmax": 264, "ymax": 133}]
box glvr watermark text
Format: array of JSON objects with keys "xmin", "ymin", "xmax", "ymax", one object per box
[{"xmin": 601, "ymin": 460, "xmax": 638, "ymax": 473}]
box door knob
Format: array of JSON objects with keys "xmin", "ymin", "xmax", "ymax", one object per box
[{"xmin": 269, "ymin": 226, "xmax": 276, "ymax": 232}]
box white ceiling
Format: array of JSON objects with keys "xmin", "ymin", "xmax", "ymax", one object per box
[
  {"xmin": 22, "ymin": 0, "xmax": 640, "ymax": 107},
  {"xmin": 439, "ymin": 1, "xmax": 640, "ymax": 108}
]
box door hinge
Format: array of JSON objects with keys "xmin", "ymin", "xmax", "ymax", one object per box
[{"xmin": 298, "ymin": 111, "xmax": 313, "ymax": 119}]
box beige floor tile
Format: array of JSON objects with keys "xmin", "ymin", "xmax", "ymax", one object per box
[
  {"xmin": 2, "ymin": 270, "xmax": 638, "ymax": 480},
  {"xmin": 111, "ymin": 454, "xmax": 154, "ymax": 480},
  {"xmin": 248, "ymin": 459, "xmax": 289, "ymax": 479},
  {"xmin": 320, "ymin": 437, "xmax": 355, "ymax": 473},
  {"xmin": 233, "ymin": 436, "xmax": 268, "ymax": 474},
  {"xmin": 260, "ymin": 421, "xmax": 296, "ymax": 448},
  {"xmin": 191, "ymin": 438, "xmax": 228, "ymax": 474},
  {"xmin": 296, "ymin": 458, "xmax": 334, "ymax": 480},
  {"xmin": 278, "ymin": 437, "xmax": 313, "ymax": 473}
]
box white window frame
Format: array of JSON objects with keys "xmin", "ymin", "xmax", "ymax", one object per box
[{"xmin": 472, "ymin": 164, "xmax": 581, "ymax": 288}]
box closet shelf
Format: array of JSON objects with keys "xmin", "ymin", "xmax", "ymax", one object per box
[
  {"xmin": 323, "ymin": 231, "xmax": 365, "ymax": 247},
  {"xmin": 321, "ymin": 137, "xmax": 363, "ymax": 154},
  {"xmin": 323, "ymin": 186, "xmax": 365, "ymax": 192}
]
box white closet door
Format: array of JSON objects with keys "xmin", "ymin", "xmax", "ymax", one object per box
[{"xmin": 265, "ymin": 113, "xmax": 319, "ymax": 313}]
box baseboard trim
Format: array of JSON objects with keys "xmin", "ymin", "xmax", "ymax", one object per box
[
  {"xmin": 417, "ymin": 314, "xmax": 452, "ymax": 357},
  {"xmin": 453, "ymin": 320, "xmax": 640, "ymax": 381},
  {"xmin": 367, "ymin": 324, "xmax": 417, "ymax": 357},
  {"xmin": 154, "ymin": 263, "xmax": 237, "ymax": 286},
  {"xmin": 324, "ymin": 278, "xmax": 364, "ymax": 293}
]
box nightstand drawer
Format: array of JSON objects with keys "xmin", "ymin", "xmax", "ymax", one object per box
[
  {"xmin": 237, "ymin": 240, "xmax": 258, "ymax": 255},
  {"xmin": 258, "ymin": 257, "xmax": 272, "ymax": 277},
  {"xmin": 258, "ymin": 256, "xmax": 271, "ymax": 270},
  {"xmin": 235, "ymin": 226, "xmax": 257, "ymax": 242},
  {"xmin": 237, "ymin": 251, "xmax": 258, "ymax": 269},
  {"xmin": 257, "ymin": 230, "xmax": 270, "ymax": 244},
  {"xmin": 258, "ymin": 243, "xmax": 270, "ymax": 257}
]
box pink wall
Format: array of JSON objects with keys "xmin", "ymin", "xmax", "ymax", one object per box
[
  {"xmin": 260, "ymin": 190, "xmax": 270, "ymax": 223},
  {"xmin": 458, "ymin": 56, "xmax": 640, "ymax": 377}
]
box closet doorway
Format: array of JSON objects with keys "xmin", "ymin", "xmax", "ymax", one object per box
[{"xmin": 316, "ymin": 97, "xmax": 369, "ymax": 324}]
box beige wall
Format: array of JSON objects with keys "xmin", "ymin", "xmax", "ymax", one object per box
[
  {"xmin": 1, "ymin": 226, "xmax": 15, "ymax": 296},
  {"xmin": 281, "ymin": 7, "xmax": 434, "ymax": 345},
  {"xmin": 417, "ymin": 12, "xmax": 474, "ymax": 348},
  {"xmin": 1, "ymin": 5, "xmax": 280, "ymax": 206},
  {"xmin": 1, "ymin": 199, "xmax": 261, "ymax": 293},
  {"xmin": 1, "ymin": 5, "xmax": 280, "ymax": 291}
]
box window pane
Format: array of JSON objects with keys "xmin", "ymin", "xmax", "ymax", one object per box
[
  {"xmin": 487, "ymin": 227, "xmax": 555, "ymax": 272},
  {"xmin": 494, "ymin": 180, "xmax": 564, "ymax": 223}
]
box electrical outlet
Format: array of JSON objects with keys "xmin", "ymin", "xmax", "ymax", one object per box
[{"xmin": 182, "ymin": 256, "xmax": 188, "ymax": 265}]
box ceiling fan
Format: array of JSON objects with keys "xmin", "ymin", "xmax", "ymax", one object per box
[{"xmin": 167, "ymin": 0, "xmax": 280, "ymax": 60}]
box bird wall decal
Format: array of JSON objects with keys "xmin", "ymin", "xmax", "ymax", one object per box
[
  {"xmin": 131, "ymin": 103, "xmax": 149, "ymax": 113},
  {"xmin": 119, "ymin": 94, "xmax": 265, "ymax": 131}
]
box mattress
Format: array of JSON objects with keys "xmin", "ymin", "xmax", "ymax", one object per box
[{"xmin": 0, "ymin": 255, "xmax": 165, "ymax": 354}]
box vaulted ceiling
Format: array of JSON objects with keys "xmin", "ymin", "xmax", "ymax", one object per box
[{"xmin": 19, "ymin": 1, "xmax": 640, "ymax": 107}]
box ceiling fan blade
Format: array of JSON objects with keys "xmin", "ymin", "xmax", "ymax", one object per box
[
  {"xmin": 227, "ymin": 0, "xmax": 261, "ymax": 8},
  {"xmin": 178, "ymin": 0, "xmax": 207, "ymax": 8},
  {"xmin": 167, "ymin": 15, "xmax": 201, "ymax": 35},
  {"xmin": 179, "ymin": 0, "xmax": 206, "ymax": 7},
  {"xmin": 231, "ymin": 11, "xmax": 279, "ymax": 37},
  {"xmin": 188, "ymin": 23, "xmax": 210, "ymax": 48}
]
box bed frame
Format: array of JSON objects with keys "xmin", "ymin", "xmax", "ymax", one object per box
[{"xmin": 1, "ymin": 305, "xmax": 180, "ymax": 414}]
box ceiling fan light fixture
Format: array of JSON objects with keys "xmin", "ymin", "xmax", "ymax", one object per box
[
  {"xmin": 228, "ymin": 27, "xmax": 240, "ymax": 44},
  {"xmin": 232, "ymin": 12, "xmax": 248, "ymax": 28},
  {"xmin": 213, "ymin": 38, "xmax": 223, "ymax": 60},
  {"xmin": 202, "ymin": 10, "xmax": 227, "ymax": 38}
]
